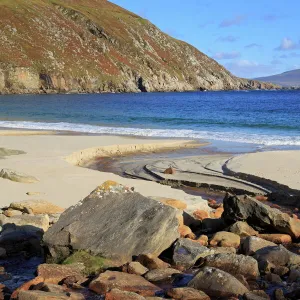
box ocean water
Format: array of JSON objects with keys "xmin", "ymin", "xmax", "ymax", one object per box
[{"xmin": 0, "ymin": 90, "xmax": 299, "ymax": 149}]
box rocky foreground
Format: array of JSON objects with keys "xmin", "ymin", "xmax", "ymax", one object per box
[
  {"xmin": 0, "ymin": 181, "xmax": 300, "ymax": 299},
  {"xmin": 0, "ymin": 0, "xmax": 279, "ymax": 95}
]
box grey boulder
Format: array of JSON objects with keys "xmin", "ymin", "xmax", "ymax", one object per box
[{"xmin": 43, "ymin": 181, "xmax": 179, "ymax": 263}]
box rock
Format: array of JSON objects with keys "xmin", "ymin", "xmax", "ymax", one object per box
[
  {"xmin": 202, "ymin": 253, "xmax": 259, "ymax": 279},
  {"xmin": 273, "ymin": 266, "xmax": 289, "ymax": 276},
  {"xmin": 0, "ymin": 248, "xmax": 6, "ymax": 258},
  {"xmin": 288, "ymin": 269, "xmax": 300, "ymax": 283},
  {"xmin": 10, "ymin": 200, "xmax": 64, "ymax": 215},
  {"xmin": 44, "ymin": 182, "xmax": 179, "ymax": 263},
  {"xmin": 136, "ymin": 254, "xmax": 170, "ymax": 270},
  {"xmin": 201, "ymin": 218, "xmax": 227, "ymax": 234},
  {"xmin": 163, "ymin": 167, "xmax": 176, "ymax": 175},
  {"xmin": 210, "ymin": 231, "xmax": 240, "ymax": 248},
  {"xmin": 223, "ymin": 194, "xmax": 300, "ymax": 239},
  {"xmin": 243, "ymin": 290, "xmax": 269, "ymax": 300},
  {"xmin": 196, "ymin": 235, "xmax": 208, "ymax": 246},
  {"xmin": 229, "ymin": 221, "xmax": 258, "ymax": 237},
  {"xmin": 188, "ymin": 267, "xmax": 249, "ymax": 297},
  {"xmin": 211, "ymin": 207, "xmax": 224, "ymax": 218},
  {"xmin": 127, "ymin": 262, "xmax": 149, "ymax": 276},
  {"xmin": 17, "ymin": 290, "xmax": 81, "ymax": 300},
  {"xmin": 258, "ymin": 234, "xmax": 292, "ymax": 244},
  {"xmin": 179, "ymin": 225, "xmax": 195, "ymax": 239},
  {"xmin": 273, "ymin": 289, "xmax": 286, "ymax": 300},
  {"xmin": 41, "ymin": 284, "xmax": 67, "ymax": 293},
  {"xmin": 157, "ymin": 198, "xmax": 187, "ymax": 210},
  {"xmin": 3, "ymin": 209, "xmax": 23, "ymax": 217},
  {"xmin": 254, "ymin": 244, "xmax": 300, "ymax": 268},
  {"xmin": 89, "ymin": 271, "xmax": 160, "ymax": 297},
  {"xmin": 242, "ymin": 236, "xmax": 277, "ymax": 255},
  {"xmin": 106, "ymin": 288, "xmax": 146, "ymax": 300},
  {"xmin": 0, "ymin": 214, "xmax": 49, "ymax": 233},
  {"xmin": 167, "ymin": 287, "xmax": 210, "ymax": 300},
  {"xmin": 193, "ymin": 210, "xmax": 209, "ymax": 221},
  {"xmin": 0, "ymin": 168, "xmax": 39, "ymax": 183},
  {"xmin": 11, "ymin": 276, "xmax": 45, "ymax": 299},
  {"xmin": 265, "ymin": 273, "xmax": 282, "ymax": 284},
  {"xmin": 173, "ymin": 238, "xmax": 211, "ymax": 269},
  {"xmin": 144, "ymin": 268, "xmax": 181, "ymax": 282},
  {"xmin": 37, "ymin": 264, "xmax": 85, "ymax": 284},
  {"xmin": 255, "ymin": 195, "xmax": 268, "ymax": 202}
]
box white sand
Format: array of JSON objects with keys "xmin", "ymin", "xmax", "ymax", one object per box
[
  {"xmin": 226, "ymin": 151, "xmax": 300, "ymax": 190},
  {"xmin": 0, "ymin": 132, "xmax": 209, "ymax": 211}
]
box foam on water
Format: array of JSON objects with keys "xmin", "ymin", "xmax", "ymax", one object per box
[{"xmin": 1, "ymin": 120, "xmax": 299, "ymax": 146}]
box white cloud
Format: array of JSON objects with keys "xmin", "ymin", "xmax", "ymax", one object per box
[
  {"xmin": 219, "ymin": 15, "xmax": 246, "ymax": 27},
  {"xmin": 224, "ymin": 59, "xmax": 278, "ymax": 78},
  {"xmin": 212, "ymin": 51, "xmax": 241, "ymax": 60},
  {"xmin": 275, "ymin": 38, "xmax": 299, "ymax": 51}
]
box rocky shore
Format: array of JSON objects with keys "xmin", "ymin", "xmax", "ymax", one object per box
[{"xmin": 0, "ymin": 180, "xmax": 299, "ymax": 299}]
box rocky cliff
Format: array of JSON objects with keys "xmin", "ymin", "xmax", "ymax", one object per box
[{"xmin": 0, "ymin": 0, "xmax": 279, "ymax": 94}]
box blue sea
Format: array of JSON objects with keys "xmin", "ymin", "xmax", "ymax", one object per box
[{"xmin": 0, "ymin": 90, "xmax": 299, "ymax": 151}]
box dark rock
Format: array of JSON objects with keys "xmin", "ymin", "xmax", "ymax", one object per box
[
  {"xmin": 188, "ymin": 267, "xmax": 249, "ymax": 297},
  {"xmin": 242, "ymin": 236, "xmax": 276, "ymax": 256},
  {"xmin": 265, "ymin": 273, "xmax": 282, "ymax": 284},
  {"xmin": 243, "ymin": 290, "xmax": 269, "ymax": 300},
  {"xmin": 172, "ymin": 238, "xmax": 211, "ymax": 269},
  {"xmin": 202, "ymin": 253, "xmax": 259, "ymax": 279},
  {"xmin": 89, "ymin": 270, "xmax": 160, "ymax": 297},
  {"xmin": 223, "ymin": 194, "xmax": 300, "ymax": 239},
  {"xmin": 273, "ymin": 289, "xmax": 286, "ymax": 300},
  {"xmin": 44, "ymin": 182, "xmax": 179, "ymax": 263}
]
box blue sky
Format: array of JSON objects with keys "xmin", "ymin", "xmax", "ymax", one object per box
[{"xmin": 111, "ymin": 0, "xmax": 300, "ymax": 78}]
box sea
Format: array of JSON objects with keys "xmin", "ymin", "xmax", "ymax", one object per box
[{"xmin": 0, "ymin": 90, "xmax": 299, "ymax": 152}]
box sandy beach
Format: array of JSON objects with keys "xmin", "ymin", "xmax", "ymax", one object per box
[
  {"xmin": 1, "ymin": 130, "xmax": 300, "ymax": 210},
  {"xmin": 0, "ymin": 131, "xmax": 208, "ymax": 209}
]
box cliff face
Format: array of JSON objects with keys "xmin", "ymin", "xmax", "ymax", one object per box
[{"xmin": 0, "ymin": 0, "xmax": 279, "ymax": 94}]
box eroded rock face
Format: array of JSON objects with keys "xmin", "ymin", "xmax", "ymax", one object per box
[
  {"xmin": 43, "ymin": 181, "xmax": 179, "ymax": 263},
  {"xmin": 223, "ymin": 194, "xmax": 300, "ymax": 239},
  {"xmin": 188, "ymin": 267, "xmax": 249, "ymax": 297}
]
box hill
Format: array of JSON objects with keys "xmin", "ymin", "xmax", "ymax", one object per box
[
  {"xmin": 255, "ymin": 69, "xmax": 300, "ymax": 87},
  {"xmin": 0, "ymin": 0, "xmax": 278, "ymax": 94}
]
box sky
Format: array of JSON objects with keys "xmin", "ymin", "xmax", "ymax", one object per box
[{"xmin": 110, "ymin": 0, "xmax": 300, "ymax": 79}]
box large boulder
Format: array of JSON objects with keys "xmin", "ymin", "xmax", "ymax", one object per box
[
  {"xmin": 242, "ymin": 236, "xmax": 277, "ymax": 256},
  {"xmin": 43, "ymin": 181, "xmax": 179, "ymax": 263},
  {"xmin": 188, "ymin": 267, "xmax": 249, "ymax": 297},
  {"xmin": 223, "ymin": 194, "xmax": 300, "ymax": 239},
  {"xmin": 0, "ymin": 168, "xmax": 39, "ymax": 183}
]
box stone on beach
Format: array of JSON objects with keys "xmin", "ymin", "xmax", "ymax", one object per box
[
  {"xmin": 201, "ymin": 253, "xmax": 260, "ymax": 279},
  {"xmin": 9, "ymin": 199, "xmax": 65, "ymax": 215},
  {"xmin": 188, "ymin": 267, "xmax": 249, "ymax": 297},
  {"xmin": 209, "ymin": 231, "xmax": 240, "ymax": 248},
  {"xmin": 43, "ymin": 181, "xmax": 179, "ymax": 263},
  {"xmin": 223, "ymin": 194, "xmax": 300, "ymax": 239},
  {"xmin": 136, "ymin": 254, "xmax": 170, "ymax": 270},
  {"xmin": 156, "ymin": 197, "xmax": 187, "ymax": 210},
  {"xmin": 144, "ymin": 268, "xmax": 181, "ymax": 282},
  {"xmin": 106, "ymin": 289, "xmax": 146, "ymax": 300},
  {"xmin": 167, "ymin": 287, "xmax": 210, "ymax": 300},
  {"xmin": 229, "ymin": 221, "xmax": 258, "ymax": 237},
  {"xmin": 89, "ymin": 271, "xmax": 160, "ymax": 297},
  {"xmin": 0, "ymin": 168, "xmax": 39, "ymax": 183},
  {"xmin": 127, "ymin": 262, "xmax": 149, "ymax": 276},
  {"xmin": 242, "ymin": 236, "xmax": 277, "ymax": 256},
  {"xmin": 258, "ymin": 233, "xmax": 292, "ymax": 244}
]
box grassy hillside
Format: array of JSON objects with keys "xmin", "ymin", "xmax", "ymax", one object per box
[
  {"xmin": 256, "ymin": 69, "xmax": 300, "ymax": 87},
  {"xmin": 0, "ymin": 0, "xmax": 279, "ymax": 93}
]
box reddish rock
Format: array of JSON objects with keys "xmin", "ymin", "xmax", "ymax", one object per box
[
  {"xmin": 163, "ymin": 167, "xmax": 176, "ymax": 175},
  {"xmin": 193, "ymin": 210, "xmax": 210, "ymax": 221},
  {"xmin": 89, "ymin": 271, "xmax": 160, "ymax": 297},
  {"xmin": 11, "ymin": 277, "xmax": 44, "ymax": 299},
  {"xmin": 37, "ymin": 264, "xmax": 85, "ymax": 284},
  {"xmin": 158, "ymin": 198, "xmax": 187, "ymax": 210},
  {"xmin": 292, "ymin": 214, "xmax": 298, "ymax": 219},
  {"xmin": 106, "ymin": 288, "xmax": 145, "ymax": 300},
  {"xmin": 136, "ymin": 254, "xmax": 170, "ymax": 270},
  {"xmin": 255, "ymin": 195, "xmax": 268, "ymax": 202},
  {"xmin": 270, "ymin": 204, "xmax": 281, "ymax": 209},
  {"xmin": 127, "ymin": 262, "xmax": 149, "ymax": 276},
  {"xmin": 196, "ymin": 235, "xmax": 208, "ymax": 246},
  {"xmin": 258, "ymin": 234, "xmax": 292, "ymax": 244},
  {"xmin": 210, "ymin": 232, "xmax": 240, "ymax": 248},
  {"xmin": 179, "ymin": 225, "xmax": 195, "ymax": 239},
  {"xmin": 167, "ymin": 287, "xmax": 210, "ymax": 300},
  {"xmin": 211, "ymin": 207, "xmax": 224, "ymax": 219}
]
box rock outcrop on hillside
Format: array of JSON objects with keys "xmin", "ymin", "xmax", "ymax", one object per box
[{"xmin": 0, "ymin": 0, "xmax": 279, "ymax": 95}]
